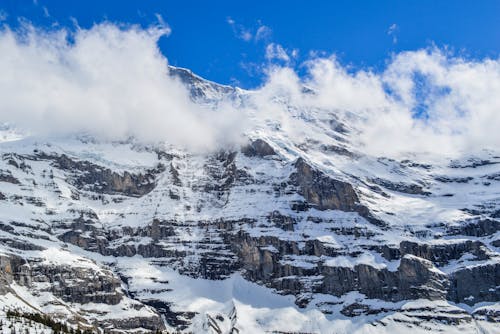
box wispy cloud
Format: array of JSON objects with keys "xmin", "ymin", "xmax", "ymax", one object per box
[
  {"xmin": 265, "ymin": 43, "xmax": 298, "ymax": 64},
  {"xmin": 42, "ymin": 6, "xmax": 50, "ymax": 18},
  {"xmin": 227, "ymin": 17, "xmax": 271, "ymax": 42},
  {"xmin": 265, "ymin": 43, "xmax": 289, "ymax": 62},
  {"xmin": 387, "ymin": 23, "xmax": 398, "ymax": 44},
  {"xmin": 255, "ymin": 23, "xmax": 272, "ymax": 41},
  {"xmin": 154, "ymin": 13, "xmax": 171, "ymax": 36}
]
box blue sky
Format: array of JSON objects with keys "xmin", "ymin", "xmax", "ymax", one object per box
[{"xmin": 1, "ymin": 0, "xmax": 499, "ymax": 88}]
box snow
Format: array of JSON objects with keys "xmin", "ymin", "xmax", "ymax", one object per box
[
  {"xmin": 325, "ymin": 253, "xmax": 400, "ymax": 271},
  {"xmin": 0, "ymin": 74, "xmax": 498, "ymax": 333}
]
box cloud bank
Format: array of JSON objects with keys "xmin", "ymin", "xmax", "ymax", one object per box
[
  {"xmin": 256, "ymin": 50, "xmax": 500, "ymax": 158},
  {"xmin": 0, "ymin": 22, "xmax": 242, "ymax": 150},
  {"xmin": 0, "ymin": 22, "xmax": 499, "ymax": 158}
]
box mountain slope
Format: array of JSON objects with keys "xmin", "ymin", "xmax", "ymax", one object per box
[{"xmin": 0, "ymin": 67, "xmax": 498, "ymax": 334}]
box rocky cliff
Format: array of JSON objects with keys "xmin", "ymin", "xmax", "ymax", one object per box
[{"xmin": 0, "ymin": 67, "xmax": 498, "ymax": 334}]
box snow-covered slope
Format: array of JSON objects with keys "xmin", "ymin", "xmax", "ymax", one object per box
[{"xmin": 0, "ymin": 67, "xmax": 498, "ymax": 334}]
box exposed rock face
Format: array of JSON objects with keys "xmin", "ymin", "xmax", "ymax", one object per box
[
  {"xmin": 168, "ymin": 66, "xmax": 236, "ymax": 102},
  {"xmin": 371, "ymin": 177, "xmax": 431, "ymax": 195},
  {"xmin": 0, "ymin": 143, "xmax": 498, "ymax": 333},
  {"xmin": 203, "ymin": 151, "xmax": 238, "ymax": 196},
  {"xmin": 291, "ymin": 158, "xmax": 359, "ymax": 211},
  {"xmin": 229, "ymin": 230, "xmax": 450, "ymax": 304},
  {"xmin": 44, "ymin": 153, "xmax": 164, "ymax": 197},
  {"xmin": 290, "ymin": 158, "xmax": 384, "ymax": 226},
  {"xmin": 319, "ymin": 144, "xmax": 357, "ymax": 158},
  {"xmin": 448, "ymin": 219, "xmax": 500, "ymax": 237},
  {"xmin": 241, "ymin": 139, "xmax": 276, "ymax": 157},
  {"xmin": 1, "ymin": 253, "xmax": 164, "ymax": 332},
  {"xmin": 0, "ymin": 170, "xmax": 20, "ymax": 184},
  {"xmin": 448, "ymin": 263, "xmax": 500, "ymax": 305},
  {"xmin": 58, "ymin": 217, "xmax": 177, "ymax": 258},
  {"xmin": 323, "ymin": 255, "xmax": 448, "ymax": 301},
  {"xmin": 400, "ymin": 240, "xmax": 489, "ymax": 266},
  {"xmin": 267, "ymin": 211, "xmax": 296, "ymax": 231},
  {"xmin": 435, "ymin": 176, "xmax": 474, "ymax": 183}
]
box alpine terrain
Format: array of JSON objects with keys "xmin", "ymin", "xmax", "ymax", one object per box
[{"xmin": 0, "ymin": 66, "xmax": 498, "ymax": 334}]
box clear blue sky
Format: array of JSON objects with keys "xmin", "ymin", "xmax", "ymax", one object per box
[{"xmin": 1, "ymin": 0, "xmax": 499, "ymax": 88}]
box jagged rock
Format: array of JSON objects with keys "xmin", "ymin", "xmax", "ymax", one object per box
[
  {"xmin": 105, "ymin": 316, "xmax": 165, "ymax": 332},
  {"xmin": 267, "ymin": 211, "xmax": 295, "ymax": 231},
  {"xmin": 0, "ymin": 254, "xmax": 165, "ymax": 332},
  {"xmin": 400, "ymin": 240, "xmax": 489, "ymax": 266},
  {"xmin": 203, "ymin": 151, "xmax": 238, "ymax": 195},
  {"xmin": 447, "ymin": 219, "xmax": 500, "ymax": 237},
  {"xmin": 241, "ymin": 139, "xmax": 276, "ymax": 157},
  {"xmin": 371, "ymin": 177, "xmax": 431, "ymax": 195},
  {"xmin": 450, "ymin": 159, "xmax": 498, "ymax": 168},
  {"xmin": 448, "ymin": 263, "xmax": 500, "ymax": 305},
  {"xmin": 435, "ymin": 176, "xmax": 474, "ymax": 183},
  {"xmin": 291, "ymin": 158, "xmax": 359, "ymax": 211},
  {"xmin": 141, "ymin": 218, "xmax": 176, "ymax": 241},
  {"xmin": 170, "ymin": 161, "xmax": 182, "ymax": 186},
  {"xmin": 290, "ymin": 158, "xmax": 384, "ymax": 226},
  {"xmin": 319, "ymin": 144, "xmax": 357, "ymax": 158},
  {"xmin": 473, "ymin": 307, "xmax": 500, "ymax": 322},
  {"xmin": 142, "ymin": 299, "xmax": 196, "ymax": 330},
  {"xmin": 485, "ymin": 172, "xmax": 500, "ymax": 181},
  {"xmin": 228, "ymin": 230, "xmax": 452, "ymax": 305},
  {"xmin": 42, "ymin": 153, "xmax": 164, "ymax": 197},
  {"xmin": 0, "ymin": 237, "xmax": 45, "ymax": 251},
  {"xmin": 397, "ymin": 255, "xmax": 449, "ymax": 300},
  {"xmin": 0, "ymin": 170, "xmax": 20, "ymax": 184},
  {"xmin": 168, "ymin": 66, "xmax": 235, "ymax": 102},
  {"xmin": 322, "ymin": 255, "xmax": 448, "ymax": 302}
]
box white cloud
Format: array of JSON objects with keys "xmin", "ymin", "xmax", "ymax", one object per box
[
  {"xmin": 255, "ymin": 49, "xmax": 500, "ymax": 158},
  {"xmin": 255, "ymin": 24, "xmax": 271, "ymax": 41},
  {"xmin": 227, "ymin": 17, "xmax": 271, "ymax": 42},
  {"xmin": 154, "ymin": 13, "xmax": 171, "ymax": 36},
  {"xmin": 0, "ymin": 23, "xmax": 242, "ymax": 150},
  {"xmin": 1, "ymin": 22, "xmax": 498, "ymax": 159},
  {"xmin": 265, "ymin": 43, "xmax": 296, "ymax": 63}
]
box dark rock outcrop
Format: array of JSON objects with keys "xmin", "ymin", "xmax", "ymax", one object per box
[
  {"xmin": 241, "ymin": 139, "xmax": 276, "ymax": 157},
  {"xmin": 291, "ymin": 158, "xmax": 359, "ymax": 211},
  {"xmin": 0, "ymin": 170, "xmax": 20, "ymax": 184},
  {"xmin": 267, "ymin": 211, "xmax": 296, "ymax": 231},
  {"xmin": 400, "ymin": 240, "xmax": 489, "ymax": 266},
  {"xmin": 290, "ymin": 158, "xmax": 384, "ymax": 226},
  {"xmin": 168, "ymin": 66, "xmax": 235, "ymax": 101},
  {"xmin": 321, "ymin": 255, "xmax": 448, "ymax": 302},
  {"xmin": 371, "ymin": 177, "xmax": 431, "ymax": 195},
  {"xmin": 42, "ymin": 153, "xmax": 164, "ymax": 197},
  {"xmin": 448, "ymin": 263, "xmax": 500, "ymax": 305},
  {"xmin": 447, "ymin": 219, "xmax": 500, "ymax": 237},
  {"xmin": 229, "ymin": 231, "xmax": 450, "ymax": 305}
]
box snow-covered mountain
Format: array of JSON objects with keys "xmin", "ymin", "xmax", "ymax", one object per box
[{"xmin": 0, "ymin": 66, "xmax": 498, "ymax": 334}]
